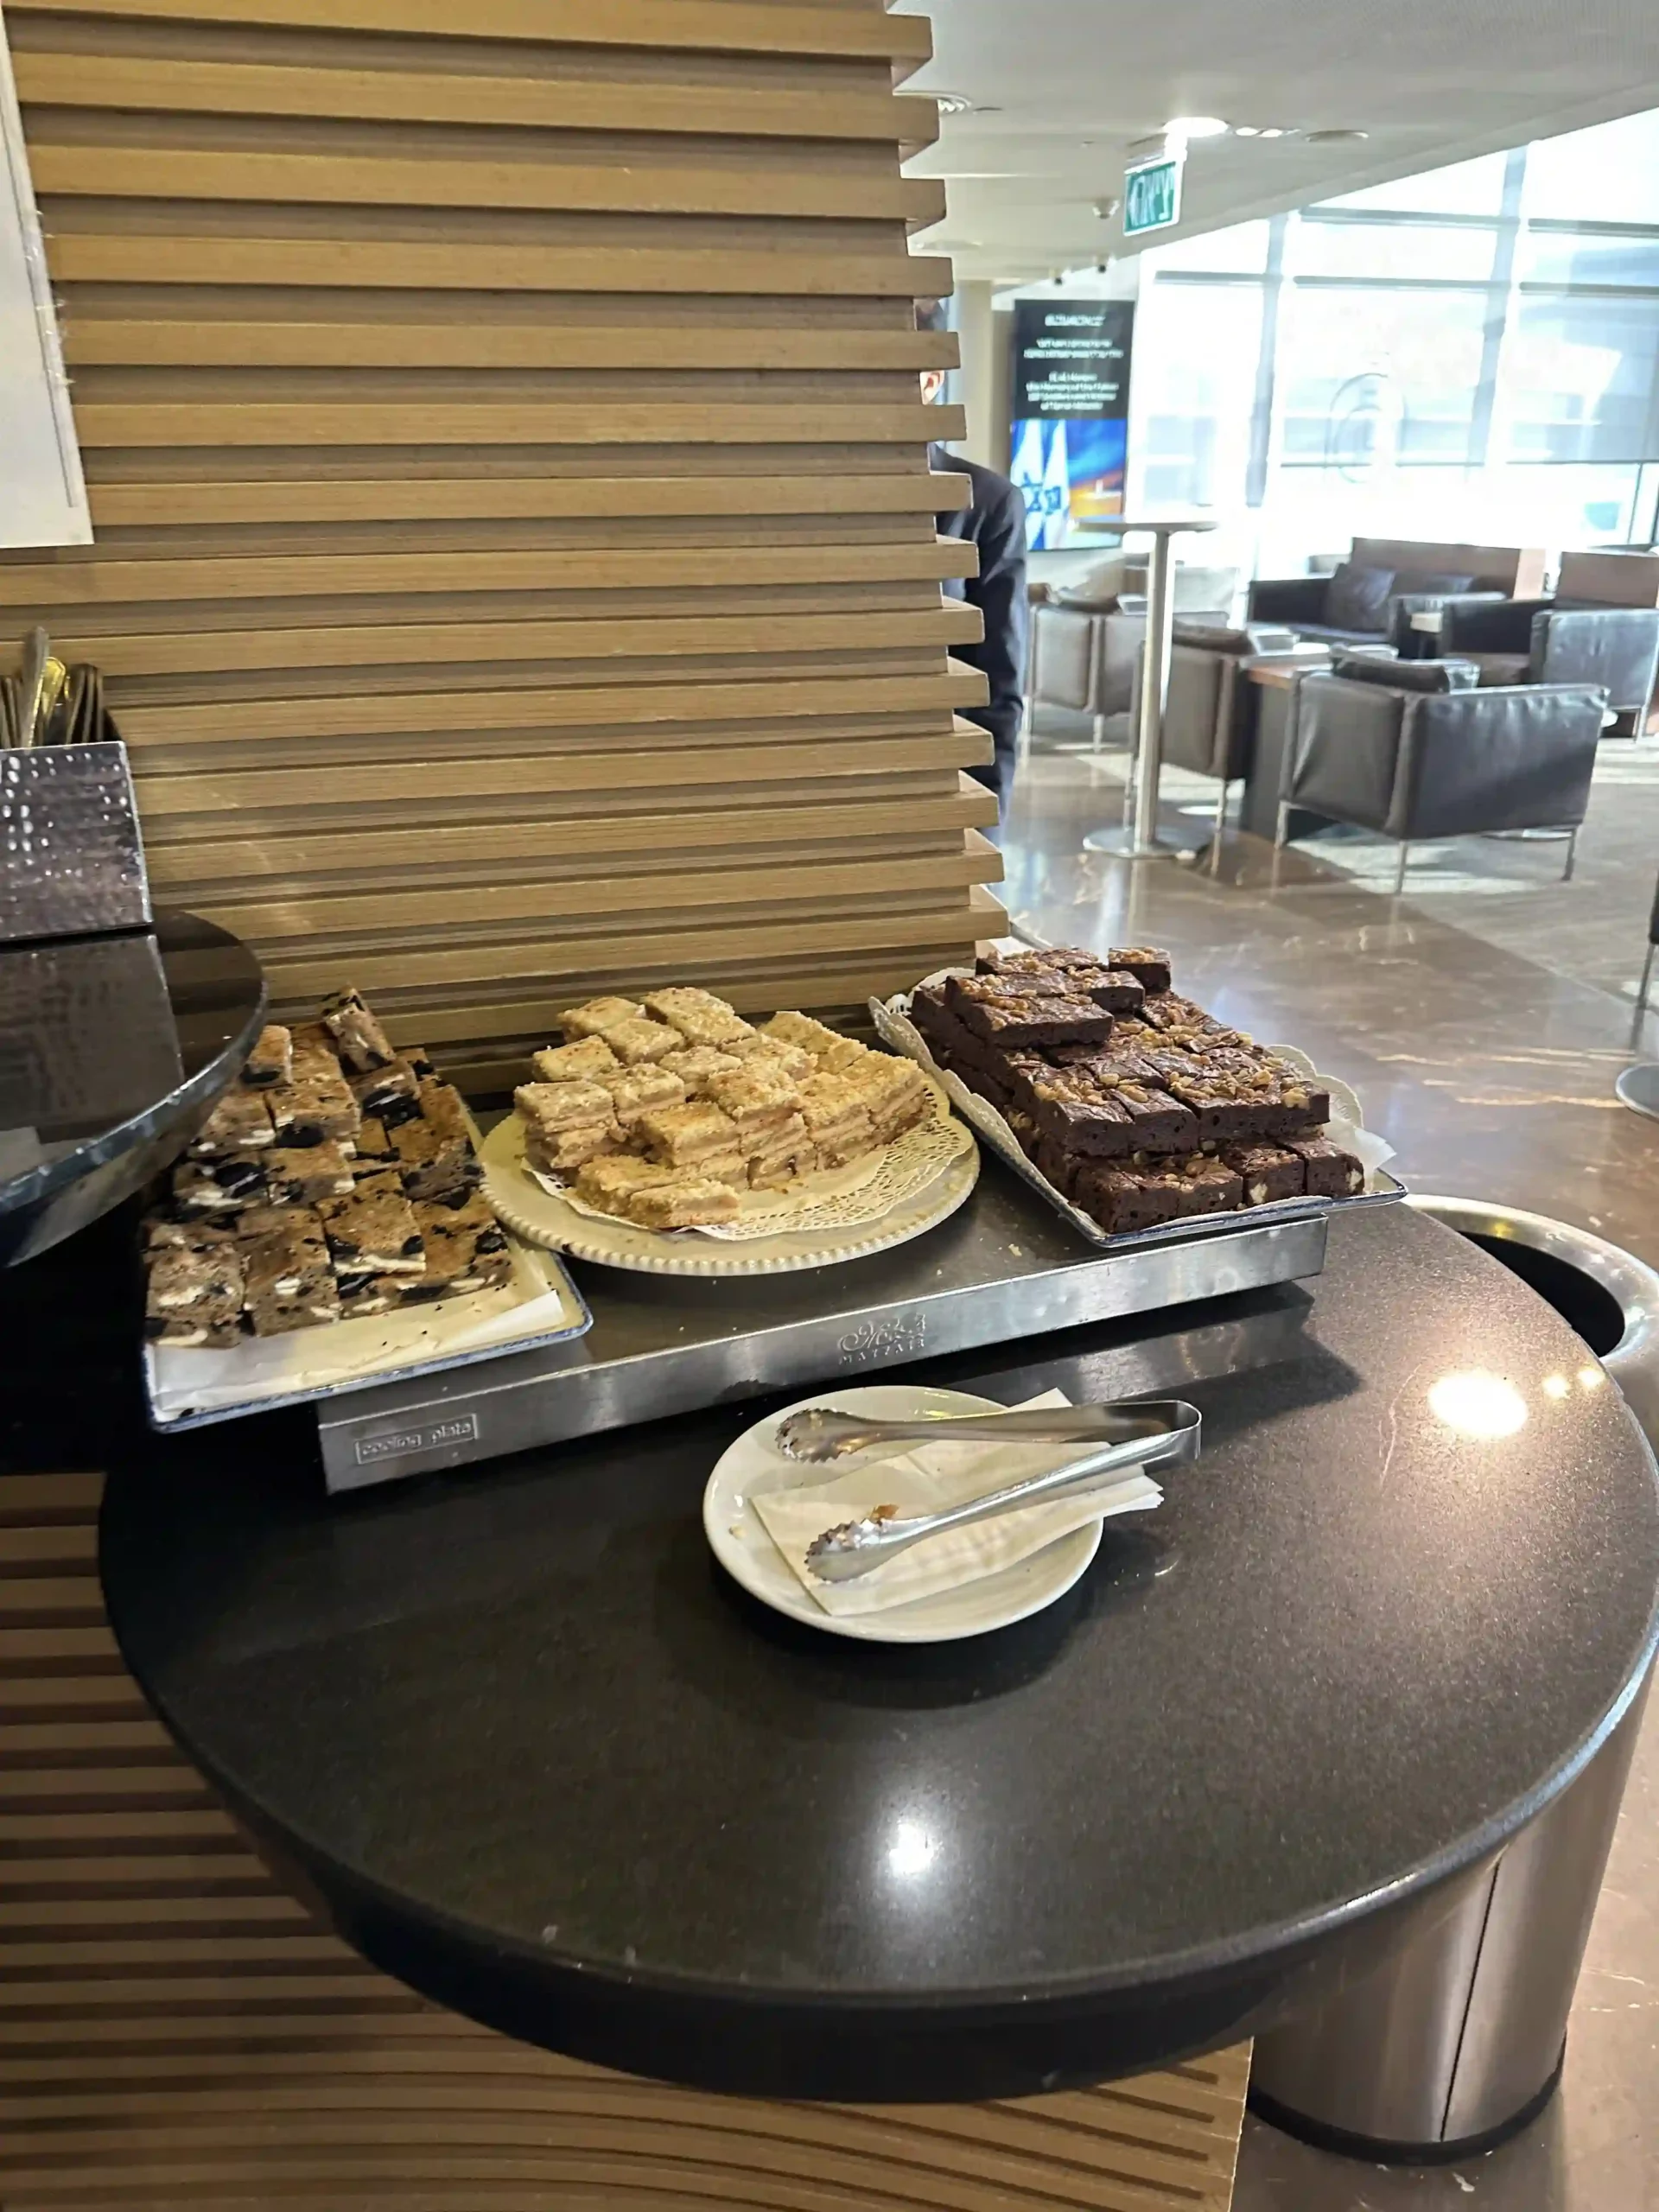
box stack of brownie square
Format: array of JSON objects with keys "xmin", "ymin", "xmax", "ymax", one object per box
[
  {"xmin": 143, "ymin": 987, "xmax": 510, "ymax": 1348},
  {"xmin": 909, "ymin": 945, "xmax": 1364, "ymax": 1236}
]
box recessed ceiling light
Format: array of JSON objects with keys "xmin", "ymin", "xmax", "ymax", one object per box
[
  {"xmin": 1306, "ymin": 127, "xmax": 1370, "ymax": 145},
  {"xmin": 1165, "ymin": 115, "xmax": 1231, "ymax": 141},
  {"xmin": 934, "ymin": 92, "xmax": 992, "ymax": 117},
  {"xmin": 1235, "ymin": 124, "xmax": 1294, "ymax": 140}
]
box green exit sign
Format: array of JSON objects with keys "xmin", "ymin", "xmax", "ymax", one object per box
[{"xmin": 1123, "ymin": 154, "xmax": 1185, "ymax": 238}]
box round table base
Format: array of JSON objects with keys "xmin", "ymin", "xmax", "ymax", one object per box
[
  {"xmin": 1249, "ymin": 2044, "xmax": 1565, "ymax": 2169},
  {"xmin": 1084, "ymin": 821, "xmax": 1212, "ymax": 861},
  {"xmin": 1618, "ymin": 1063, "xmax": 1659, "ymax": 1121}
]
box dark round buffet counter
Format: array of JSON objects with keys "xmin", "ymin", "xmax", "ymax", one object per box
[{"xmin": 99, "ymin": 1205, "xmax": 1659, "ymax": 2102}]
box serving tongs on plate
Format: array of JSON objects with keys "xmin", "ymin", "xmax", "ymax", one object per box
[{"xmin": 792, "ymin": 1399, "xmax": 1202, "ymax": 1584}]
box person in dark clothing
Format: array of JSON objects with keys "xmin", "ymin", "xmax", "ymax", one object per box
[
  {"xmin": 918, "ymin": 310, "xmax": 1029, "ymax": 830},
  {"xmin": 931, "ymin": 442, "xmax": 1030, "ymax": 827}
]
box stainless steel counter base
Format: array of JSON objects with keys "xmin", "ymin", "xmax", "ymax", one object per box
[{"xmin": 317, "ymin": 1161, "xmax": 1328, "ymax": 1491}]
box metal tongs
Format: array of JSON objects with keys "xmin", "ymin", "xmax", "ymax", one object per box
[{"xmin": 790, "ymin": 1399, "xmax": 1202, "ymax": 1584}]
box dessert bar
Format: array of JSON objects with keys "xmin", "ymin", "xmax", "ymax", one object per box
[
  {"xmin": 531, "ymin": 1037, "xmax": 621, "ymax": 1084},
  {"xmin": 347, "ymin": 1058, "xmax": 423, "ymax": 1127},
  {"xmin": 266, "ymin": 1071, "xmax": 359, "ymax": 1149},
  {"xmin": 407, "ymin": 1196, "xmax": 512, "ymax": 1300},
  {"xmin": 950, "ymin": 983, "xmax": 1115, "ymax": 1051},
  {"xmin": 246, "ymin": 1279, "xmax": 342, "ymax": 1338},
  {"xmin": 242, "ymin": 1214, "xmax": 333, "ymax": 1306},
  {"xmin": 601, "ymin": 1065, "xmax": 687, "ymax": 1131},
  {"xmin": 641, "ymin": 988, "xmax": 754, "ymax": 1051},
  {"xmin": 391, "ymin": 1109, "xmax": 485, "ymax": 1203},
  {"xmin": 264, "ymin": 1141, "xmax": 356, "ymax": 1207},
  {"xmin": 626, "ymin": 1176, "xmax": 741, "ymax": 1230},
  {"xmin": 575, "ymin": 1156, "xmax": 678, "ymax": 1210},
  {"xmin": 636, "ymin": 1099, "xmax": 743, "ymax": 1168},
  {"xmin": 559, "ymin": 996, "xmax": 645, "ymax": 1039},
  {"xmin": 242, "ymin": 1025, "xmax": 292, "ymax": 1089},
  {"xmin": 1283, "ymin": 1133, "xmax": 1365, "ymax": 1197},
  {"xmin": 319, "ymin": 1186, "xmax": 428, "ymax": 1278},
  {"xmin": 705, "ymin": 1061, "xmax": 803, "ymax": 1139},
  {"xmin": 659, "ymin": 1045, "xmax": 744, "ymax": 1092},
  {"xmin": 1108, "ymin": 947, "xmax": 1173, "ymax": 995},
  {"xmin": 603, "ymin": 1017, "xmax": 682, "ymax": 1066},
  {"xmin": 527, "ymin": 1121, "xmax": 620, "ymax": 1173},
  {"xmin": 733, "ymin": 1033, "xmax": 815, "ymax": 1084},
  {"xmin": 170, "ymin": 1154, "xmax": 267, "ymax": 1216},
  {"xmin": 515, "ymin": 1080, "xmax": 616, "ymax": 1136},
  {"xmin": 1226, "ymin": 1145, "xmax": 1307, "ymax": 1206},
  {"xmin": 189, "ymin": 1087, "xmax": 275, "ymax": 1155},
  {"xmin": 797, "ymin": 1072, "xmax": 874, "ymax": 1168},
  {"xmin": 145, "ymin": 1246, "xmax": 245, "ymax": 1336},
  {"xmin": 320, "ymin": 986, "xmax": 397, "ymax": 1073}
]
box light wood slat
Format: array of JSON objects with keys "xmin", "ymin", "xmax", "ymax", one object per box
[
  {"xmin": 67, "ymin": 325, "xmax": 957, "ymax": 372},
  {"xmin": 0, "ymin": 1892, "xmax": 312, "ymax": 1923},
  {"xmin": 0, "ymin": 541, "xmax": 976, "ymax": 606},
  {"xmin": 209, "ymin": 850, "xmax": 1001, "ymax": 942},
  {"xmin": 3, "ymin": 0, "xmax": 937, "ymax": 67},
  {"xmin": 0, "ymin": 1577, "xmax": 106, "ymax": 1618},
  {"xmin": 84, "ymin": 471, "xmax": 970, "ymax": 526},
  {"xmin": 28, "ymin": 146, "xmax": 948, "ymax": 226},
  {"xmin": 70, "ymin": 398, "xmax": 963, "ymax": 447},
  {"xmin": 49, "ymin": 238, "xmax": 954, "ymax": 296},
  {"xmin": 0, "ymin": 1522, "xmax": 99, "ymax": 1565},
  {"xmin": 3, "ymin": 0, "xmax": 990, "ymax": 1049},
  {"xmin": 146, "ymin": 785, "xmax": 997, "ymax": 885},
  {"xmin": 0, "ymin": 1473, "xmax": 106, "ymax": 1516},
  {"xmin": 46, "ymin": 604, "xmax": 980, "ymax": 677},
  {"xmin": 12, "ymin": 53, "xmax": 941, "ymax": 145},
  {"xmin": 0, "ymin": 1718, "xmax": 175, "ymax": 1751},
  {"xmin": 257, "ymin": 903, "xmax": 995, "ymax": 1000},
  {"xmin": 111, "ymin": 675, "xmax": 986, "ymax": 747},
  {"xmin": 136, "ymin": 734, "xmax": 986, "ymax": 814}
]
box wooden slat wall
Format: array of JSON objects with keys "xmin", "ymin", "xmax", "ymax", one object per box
[
  {"xmin": 0, "ymin": 1470, "xmax": 1250, "ymax": 2212},
  {"xmin": 0, "ymin": 0, "xmax": 1004, "ymax": 1085}
]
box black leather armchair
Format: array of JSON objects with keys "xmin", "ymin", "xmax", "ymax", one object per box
[
  {"xmin": 1132, "ymin": 622, "xmax": 1260, "ymax": 833},
  {"xmin": 1282, "ymin": 665, "xmax": 1606, "ymax": 892},
  {"xmin": 1248, "ymin": 569, "xmax": 1497, "ymax": 649},
  {"xmin": 1437, "ymin": 599, "xmax": 1659, "ymax": 716}
]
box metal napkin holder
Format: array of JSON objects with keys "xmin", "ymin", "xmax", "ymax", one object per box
[{"xmin": 0, "ymin": 642, "xmax": 151, "ymax": 944}]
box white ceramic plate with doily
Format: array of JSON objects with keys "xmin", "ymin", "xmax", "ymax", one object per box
[
  {"xmin": 703, "ymin": 1385, "xmax": 1103, "ymax": 1643},
  {"xmin": 480, "ymin": 1109, "xmax": 979, "ymax": 1277}
]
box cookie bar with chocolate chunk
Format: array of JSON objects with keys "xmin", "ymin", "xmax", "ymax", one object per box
[
  {"xmin": 408, "ymin": 1195, "xmax": 512, "ymax": 1300},
  {"xmin": 170, "ymin": 1154, "xmax": 267, "ymax": 1217},
  {"xmin": 392, "ymin": 1088, "xmax": 483, "ymax": 1202},
  {"xmin": 189, "ymin": 1086, "xmax": 275, "ymax": 1156},
  {"xmin": 266, "ymin": 1068, "xmax": 359, "ymax": 1149},
  {"xmin": 319, "ymin": 1185, "xmax": 427, "ymax": 1277},
  {"xmin": 531, "ymin": 1037, "xmax": 620, "ymax": 1085},
  {"xmin": 242, "ymin": 1025, "xmax": 292, "ymax": 1089},
  {"xmin": 626, "ymin": 1176, "xmax": 741, "ymax": 1230},
  {"xmin": 1282, "ymin": 1133, "xmax": 1365, "ymax": 1197},
  {"xmin": 559, "ymin": 995, "xmax": 645, "ymax": 1039},
  {"xmin": 320, "ymin": 986, "xmax": 397, "ymax": 1073},
  {"xmin": 145, "ymin": 1245, "xmax": 245, "ymax": 1338},
  {"xmin": 1225, "ymin": 1144, "xmax": 1306, "ymax": 1206},
  {"xmin": 242, "ymin": 1212, "xmax": 333, "ymax": 1306},
  {"xmin": 146, "ymin": 1213, "xmax": 239, "ymax": 1249},
  {"xmin": 247, "ymin": 1277, "xmax": 341, "ymax": 1338},
  {"xmin": 264, "ymin": 1140, "xmax": 356, "ymax": 1207},
  {"xmin": 635, "ymin": 1098, "xmax": 742, "ymax": 1168},
  {"xmin": 346, "ymin": 1057, "xmax": 423, "ymax": 1128}
]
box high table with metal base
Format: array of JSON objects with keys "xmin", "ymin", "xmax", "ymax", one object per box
[
  {"xmin": 1083, "ymin": 518, "xmax": 1219, "ymax": 861},
  {"xmin": 1617, "ymin": 889, "xmax": 1659, "ymax": 1120}
]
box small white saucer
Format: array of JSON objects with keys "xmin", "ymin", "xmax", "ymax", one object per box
[{"xmin": 702, "ymin": 1383, "xmax": 1103, "ymax": 1644}]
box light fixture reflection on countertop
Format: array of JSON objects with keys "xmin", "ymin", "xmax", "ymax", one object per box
[
  {"xmin": 1428, "ymin": 1370, "xmax": 1529, "ymax": 1440},
  {"xmin": 887, "ymin": 1819, "xmax": 938, "ymax": 1878},
  {"xmin": 1165, "ymin": 115, "xmax": 1230, "ymax": 141}
]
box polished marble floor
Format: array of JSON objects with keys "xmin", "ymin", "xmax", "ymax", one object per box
[{"xmin": 1001, "ymin": 753, "xmax": 1659, "ymax": 2212}]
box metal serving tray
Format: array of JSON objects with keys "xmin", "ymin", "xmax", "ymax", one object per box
[
  {"xmin": 316, "ymin": 1156, "xmax": 1330, "ymax": 1491},
  {"xmin": 872, "ymin": 992, "xmax": 1407, "ymax": 1253}
]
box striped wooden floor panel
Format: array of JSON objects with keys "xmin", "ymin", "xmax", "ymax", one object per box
[{"xmin": 0, "ymin": 1471, "xmax": 1249, "ymax": 2210}]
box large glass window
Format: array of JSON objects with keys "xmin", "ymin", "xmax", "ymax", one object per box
[{"xmin": 1113, "ymin": 105, "xmax": 1659, "ymax": 558}]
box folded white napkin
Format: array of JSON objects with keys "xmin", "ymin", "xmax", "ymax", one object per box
[{"xmin": 751, "ymin": 1390, "xmax": 1162, "ymax": 1618}]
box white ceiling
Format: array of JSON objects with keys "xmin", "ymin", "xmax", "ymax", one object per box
[{"xmin": 898, "ymin": 0, "xmax": 1659, "ymax": 280}]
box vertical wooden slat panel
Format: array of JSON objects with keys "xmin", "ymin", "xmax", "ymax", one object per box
[{"xmin": 0, "ymin": 0, "xmax": 1005, "ymax": 1076}]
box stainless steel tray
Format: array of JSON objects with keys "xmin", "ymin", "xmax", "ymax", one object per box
[{"xmin": 872, "ymin": 990, "xmax": 1406, "ymax": 1254}]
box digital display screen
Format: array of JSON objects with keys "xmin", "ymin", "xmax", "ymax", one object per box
[{"xmin": 1009, "ymin": 301, "xmax": 1135, "ymax": 550}]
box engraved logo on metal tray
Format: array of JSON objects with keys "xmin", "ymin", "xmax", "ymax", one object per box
[
  {"xmin": 355, "ymin": 1414, "xmax": 480, "ymax": 1465},
  {"xmin": 837, "ymin": 1313, "xmax": 928, "ymax": 1366}
]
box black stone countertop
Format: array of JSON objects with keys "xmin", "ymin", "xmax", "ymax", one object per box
[
  {"xmin": 99, "ymin": 1205, "xmax": 1659, "ymax": 2100},
  {"xmin": 0, "ymin": 911, "xmax": 264, "ymax": 1263}
]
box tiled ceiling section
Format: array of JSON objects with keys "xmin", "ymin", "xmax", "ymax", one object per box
[{"xmin": 901, "ymin": 0, "xmax": 1659, "ymax": 276}]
